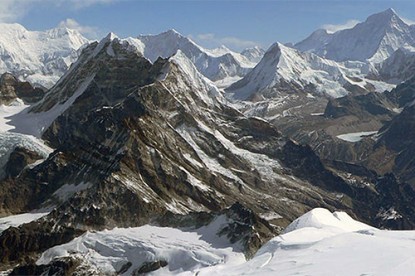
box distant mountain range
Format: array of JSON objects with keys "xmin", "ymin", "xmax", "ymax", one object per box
[
  {"xmin": 2, "ymin": 8, "xmax": 415, "ymax": 98},
  {"xmin": 0, "ymin": 26, "xmax": 264, "ymax": 90},
  {"xmin": 133, "ymin": 29, "xmax": 262, "ymax": 83},
  {"xmin": 227, "ymin": 8, "xmax": 415, "ymax": 101}
]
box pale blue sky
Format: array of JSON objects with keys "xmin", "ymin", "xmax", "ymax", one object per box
[{"xmin": 3, "ymin": 0, "xmax": 415, "ymax": 51}]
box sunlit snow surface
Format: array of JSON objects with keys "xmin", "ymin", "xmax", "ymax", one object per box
[
  {"xmin": 37, "ymin": 208, "xmax": 415, "ymax": 275},
  {"xmin": 0, "ymin": 23, "xmax": 89, "ymax": 88},
  {"xmin": 214, "ymin": 208, "xmax": 415, "ymax": 276},
  {"xmin": 37, "ymin": 215, "xmax": 246, "ymax": 275},
  {"xmin": 0, "ymin": 100, "xmax": 53, "ymax": 176}
]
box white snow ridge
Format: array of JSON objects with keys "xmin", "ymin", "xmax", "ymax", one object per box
[{"xmin": 36, "ymin": 208, "xmax": 415, "ymax": 275}]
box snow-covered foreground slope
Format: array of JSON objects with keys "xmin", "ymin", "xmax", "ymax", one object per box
[
  {"xmin": 216, "ymin": 208, "xmax": 415, "ymax": 276},
  {"xmin": 37, "ymin": 208, "xmax": 415, "ymax": 275},
  {"xmin": 0, "ymin": 23, "xmax": 89, "ymax": 88}
]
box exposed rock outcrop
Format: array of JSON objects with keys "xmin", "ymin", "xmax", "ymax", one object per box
[
  {"xmin": 4, "ymin": 147, "xmax": 43, "ymax": 178},
  {"xmin": 0, "ymin": 73, "xmax": 45, "ymax": 104}
]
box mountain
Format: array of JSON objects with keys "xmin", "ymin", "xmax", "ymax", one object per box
[
  {"xmin": 3, "ymin": 34, "xmax": 412, "ymax": 273},
  {"xmin": 210, "ymin": 208, "xmax": 415, "ymax": 275},
  {"xmin": 0, "ymin": 23, "xmax": 89, "ymax": 88},
  {"xmin": 2, "ymin": 10, "xmax": 415, "ymax": 274},
  {"xmin": 376, "ymin": 103, "xmax": 415, "ymax": 184},
  {"xmin": 226, "ymin": 42, "xmax": 389, "ymax": 101},
  {"xmin": 127, "ymin": 29, "xmax": 258, "ymax": 85},
  {"xmin": 295, "ymin": 8, "xmax": 415, "ymax": 63}
]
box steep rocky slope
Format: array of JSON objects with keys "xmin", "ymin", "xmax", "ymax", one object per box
[{"xmin": 370, "ymin": 80, "xmax": 415, "ymax": 184}]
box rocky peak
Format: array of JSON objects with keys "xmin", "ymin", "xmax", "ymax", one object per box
[
  {"xmin": 137, "ymin": 29, "xmax": 198, "ymax": 63},
  {"xmin": 163, "ymin": 28, "xmax": 183, "ymax": 37}
]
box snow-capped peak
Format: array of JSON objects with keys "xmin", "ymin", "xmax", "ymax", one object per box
[
  {"xmin": 207, "ymin": 45, "xmax": 233, "ymax": 57},
  {"xmin": 96, "ymin": 32, "xmax": 118, "ymax": 47},
  {"xmin": 106, "ymin": 32, "xmax": 118, "ymax": 41},
  {"xmin": 364, "ymin": 8, "xmax": 408, "ymax": 30},
  {"xmin": 92, "ymin": 32, "xmax": 119, "ymax": 57},
  {"xmin": 163, "ymin": 49, "xmax": 225, "ymax": 106},
  {"xmin": 137, "ymin": 29, "xmax": 197, "ymax": 62},
  {"xmin": 0, "ymin": 22, "xmax": 89, "ymax": 88},
  {"xmin": 368, "ymin": 8, "xmax": 398, "ymax": 22},
  {"xmin": 295, "ymin": 8, "xmax": 415, "ymax": 63},
  {"xmin": 165, "ymin": 28, "xmax": 181, "ymax": 35},
  {"xmin": 135, "ymin": 29, "xmax": 259, "ymax": 84},
  {"xmin": 227, "ymin": 42, "xmax": 359, "ymax": 99}
]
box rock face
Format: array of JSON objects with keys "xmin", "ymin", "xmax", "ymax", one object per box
[
  {"xmin": 9, "ymin": 257, "xmax": 82, "ymax": 276},
  {"xmin": 339, "ymin": 75, "xmax": 415, "ymax": 186},
  {"xmin": 385, "ymin": 75, "xmax": 415, "ymax": 107},
  {"xmin": 157, "ymin": 202, "xmax": 277, "ymax": 259},
  {"xmin": 0, "ymin": 73, "xmax": 45, "ymax": 104},
  {"xmin": 324, "ymin": 92, "xmax": 397, "ymax": 119},
  {"xmin": 374, "ymin": 104, "xmax": 415, "ymax": 184},
  {"xmin": 4, "ymin": 147, "xmax": 43, "ymax": 178}
]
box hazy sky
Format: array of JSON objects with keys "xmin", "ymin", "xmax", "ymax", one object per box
[{"xmin": 2, "ymin": 0, "xmax": 415, "ymax": 51}]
